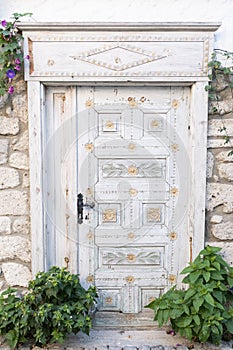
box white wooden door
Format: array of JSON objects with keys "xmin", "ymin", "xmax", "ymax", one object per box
[{"xmin": 77, "ymin": 86, "xmax": 191, "ymax": 327}]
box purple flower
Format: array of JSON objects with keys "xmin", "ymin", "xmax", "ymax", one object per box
[
  {"xmin": 15, "ymin": 58, "xmax": 21, "ymax": 64},
  {"xmin": 14, "ymin": 65, "xmax": 21, "ymax": 71},
  {"xmin": 8, "ymin": 86, "xmax": 14, "ymax": 94},
  {"xmin": 24, "ymin": 55, "xmax": 30, "ymax": 60},
  {"xmin": 1, "ymin": 20, "xmax": 7, "ymax": 27},
  {"xmin": 6, "ymin": 69, "xmax": 16, "ymax": 79}
]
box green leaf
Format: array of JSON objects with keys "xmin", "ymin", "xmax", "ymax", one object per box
[
  {"xmin": 199, "ymin": 324, "xmax": 211, "ymax": 342},
  {"xmin": 193, "ymin": 314, "xmax": 200, "ymax": 326},
  {"xmin": 183, "ymin": 304, "xmax": 190, "ymax": 315},
  {"xmin": 203, "ymin": 271, "xmax": 211, "ymax": 282},
  {"xmin": 212, "ymin": 261, "xmax": 220, "ymax": 271},
  {"xmin": 227, "ymin": 276, "xmax": 233, "ymax": 288},
  {"xmin": 204, "ymin": 293, "xmax": 215, "ymax": 306},
  {"xmin": 184, "ymin": 327, "xmax": 193, "ymax": 340},
  {"xmin": 170, "ymin": 307, "xmax": 184, "ymax": 319},
  {"xmin": 157, "ymin": 309, "xmax": 164, "ymax": 327},
  {"xmin": 212, "ymin": 291, "xmax": 223, "ymax": 303},
  {"xmin": 175, "ymin": 316, "xmax": 192, "ymax": 328},
  {"xmin": 189, "ymin": 270, "xmax": 202, "ymax": 284},
  {"xmin": 184, "ymin": 288, "xmax": 196, "ymax": 301},
  {"xmin": 180, "ymin": 265, "xmax": 194, "ymax": 274},
  {"xmin": 211, "ymin": 271, "xmax": 224, "ymax": 280},
  {"xmin": 193, "ymin": 297, "xmax": 204, "ymax": 312},
  {"xmin": 212, "ymin": 325, "xmax": 220, "ymax": 335},
  {"xmin": 162, "ymin": 309, "xmax": 170, "ymax": 324},
  {"xmin": 225, "ymin": 318, "xmax": 233, "ymax": 334}
]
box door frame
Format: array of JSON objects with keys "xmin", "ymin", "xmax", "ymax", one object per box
[{"xmin": 20, "ymin": 22, "xmax": 220, "ymax": 275}]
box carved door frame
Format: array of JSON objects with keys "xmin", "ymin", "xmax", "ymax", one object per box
[{"xmin": 20, "ymin": 22, "xmax": 220, "ymax": 275}]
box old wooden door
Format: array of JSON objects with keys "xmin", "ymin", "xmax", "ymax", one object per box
[{"xmin": 77, "ymin": 86, "xmax": 191, "ymax": 327}]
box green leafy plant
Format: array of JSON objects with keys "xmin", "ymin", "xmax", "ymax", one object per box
[
  {"xmin": 0, "ymin": 12, "xmax": 32, "ymax": 96},
  {"xmin": 0, "ymin": 266, "xmax": 98, "ymax": 349},
  {"xmin": 146, "ymin": 245, "xmax": 233, "ymax": 345}
]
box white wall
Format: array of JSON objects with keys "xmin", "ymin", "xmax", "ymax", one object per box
[{"xmin": 1, "ymin": 0, "xmax": 233, "ymax": 52}]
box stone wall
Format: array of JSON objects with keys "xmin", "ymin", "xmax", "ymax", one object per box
[
  {"xmin": 0, "ymin": 75, "xmax": 232, "ymax": 290},
  {"xmin": 0, "ymin": 77, "xmax": 32, "ymax": 290},
  {"xmin": 206, "ymin": 74, "xmax": 233, "ymax": 265}
]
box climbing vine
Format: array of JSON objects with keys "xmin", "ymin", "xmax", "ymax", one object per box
[
  {"xmin": 0, "ymin": 12, "xmax": 32, "ymax": 96},
  {"xmin": 206, "ymin": 49, "xmax": 233, "ymax": 155}
]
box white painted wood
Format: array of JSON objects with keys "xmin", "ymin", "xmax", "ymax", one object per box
[
  {"xmin": 28, "ymin": 81, "xmax": 45, "ymax": 275},
  {"xmin": 44, "ymin": 87, "xmax": 78, "ymax": 273},
  {"xmin": 20, "ymin": 23, "xmax": 219, "ymax": 82},
  {"xmin": 19, "ymin": 22, "xmax": 221, "ymax": 31},
  {"xmin": 25, "ymin": 24, "xmax": 216, "ymax": 328},
  {"xmin": 190, "ymin": 82, "xmax": 209, "ymax": 259},
  {"xmin": 76, "ymin": 86, "xmax": 192, "ymax": 325}
]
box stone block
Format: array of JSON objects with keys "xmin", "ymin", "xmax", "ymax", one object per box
[
  {"xmin": 0, "ymin": 236, "xmax": 31, "ymax": 262},
  {"xmin": 0, "ymin": 216, "xmax": 11, "ymax": 234},
  {"xmin": 210, "ymin": 75, "xmax": 230, "ymax": 93},
  {"xmin": 0, "ymin": 167, "xmax": 20, "ymax": 189},
  {"xmin": 223, "ymin": 202, "xmax": 233, "ymax": 213},
  {"xmin": 0, "ymin": 139, "xmax": 9, "ymax": 164},
  {"xmin": 207, "ymin": 138, "xmax": 233, "ymax": 148},
  {"xmin": 210, "ymin": 215, "xmax": 223, "ymax": 224},
  {"xmin": 216, "ymin": 150, "xmax": 233, "ymax": 162},
  {"xmin": 0, "ymin": 93, "xmax": 8, "ymax": 108},
  {"xmin": 11, "ymin": 94, "xmax": 28, "ymax": 123},
  {"xmin": 210, "ymin": 99, "xmax": 233, "ymax": 115},
  {"xmin": 0, "ymin": 116, "xmax": 19, "ymax": 135},
  {"xmin": 211, "ymin": 221, "xmax": 233, "ymax": 240},
  {"xmin": 206, "ymin": 183, "xmax": 233, "ymax": 211},
  {"xmin": 12, "ymin": 130, "xmax": 29, "ymax": 151},
  {"xmin": 218, "ymin": 163, "xmax": 233, "ymax": 181},
  {"xmin": 13, "ymin": 217, "xmax": 30, "ymax": 235},
  {"xmin": 206, "ymin": 242, "xmax": 233, "ymax": 266},
  {"xmin": 207, "ymin": 151, "xmax": 214, "ymax": 178},
  {"xmin": 208, "ymin": 119, "xmax": 233, "ymax": 137},
  {"xmin": 0, "ymin": 190, "xmax": 28, "ymax": 215},
  {"xmin": 9, "ymin": 151, "xmax": 29, "ymax": 170},
  {"xmin": 22, "ymin": 172, "xmax": 30, "ymax": 188},
  {"xmin": 14, "ymin": 79, "xmax": 27, "ymax": 94},
  {"xmin": 2, "ymin": 262, "xmax": 31, "ymax": 287}
]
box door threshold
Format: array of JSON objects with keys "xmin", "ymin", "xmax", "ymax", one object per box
[{"xmin": 62, "ymin": 329, "xmax": 230, "ymax": 350}]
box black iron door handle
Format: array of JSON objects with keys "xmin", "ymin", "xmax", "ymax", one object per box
[
  {"xmin": 77, "ymin": 193, "xmax": 84, "ymax": 223},
  {"xmin": 77, "ymin": 193, "xmax": 95, "ymax": 224}
]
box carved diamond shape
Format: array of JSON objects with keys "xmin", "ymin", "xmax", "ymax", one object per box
[{"xmin": 70, "ymin": 43, "xmax": 167, "ymax": 72}]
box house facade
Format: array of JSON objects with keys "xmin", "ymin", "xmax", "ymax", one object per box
[{"xmin": 0, "ymin": 0, "xmax": 232, "ymax": 328}]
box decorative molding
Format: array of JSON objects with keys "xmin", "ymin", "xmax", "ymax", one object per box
[
  {"xmin": 129, "ymin": 188, "xmax": 138, "ymax": 197},
  {"xmin": 102, "ymin": 160, "xmax": 165, "ymax": 178},
  {"xmin": 125, "ymin": 276, "xmax": 135, "ymax": 283},
  {"xmin": 30, "ymin": 70, "xmax": 206, "ymax": 78},
  {"xmin": 102, "ymin": 209, "xmax": 117, "ymax": 223},
  {"xmin": 85, "ymin": 142, "xmax": 94, "ymax": 152},
  {"xmin": 127, "ymin": 166, "xmax": 139, "ymax": 176},
  {"xmin": 102, "ymin": 249, "xmax": 161, "ymax": 265},
  {"xmin": 147, "ymin": 208, "xmax": 161, "ymax": 222},
  {"xmin": 19, "ymin": 22, "xmax": 221, "ymax": 32},
  {"xmin": 128, "ymin": 143, "xmax": 136, "ymax": 151},
  {"xmin": 70, "ymin": 43, "xmax": 168, "ymax": 72},
  {"xmin": 21, "ymin": 22, "xmax": 220, "ymax": 81},
  {"xmin": 128, "ymin": 232, "xmax": 135, "ymax": 240}
]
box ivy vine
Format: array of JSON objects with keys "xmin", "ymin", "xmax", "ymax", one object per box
[
  {"xmin": 0, "ymin": 12, "xmax": 32, "ymax": 96},
  {"xmin": 206, "ymin": 49, "xmax": 233, "ymax": 156}
]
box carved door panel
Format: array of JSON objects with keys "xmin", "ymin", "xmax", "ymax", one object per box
[{"xmin": 77, "ymin": 86, "xmax": 191, "ymax": 327}]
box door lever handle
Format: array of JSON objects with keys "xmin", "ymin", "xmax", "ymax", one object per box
[{"xmin": 77, "ymin": 193, "xmax": 95, "ymax": 224}]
